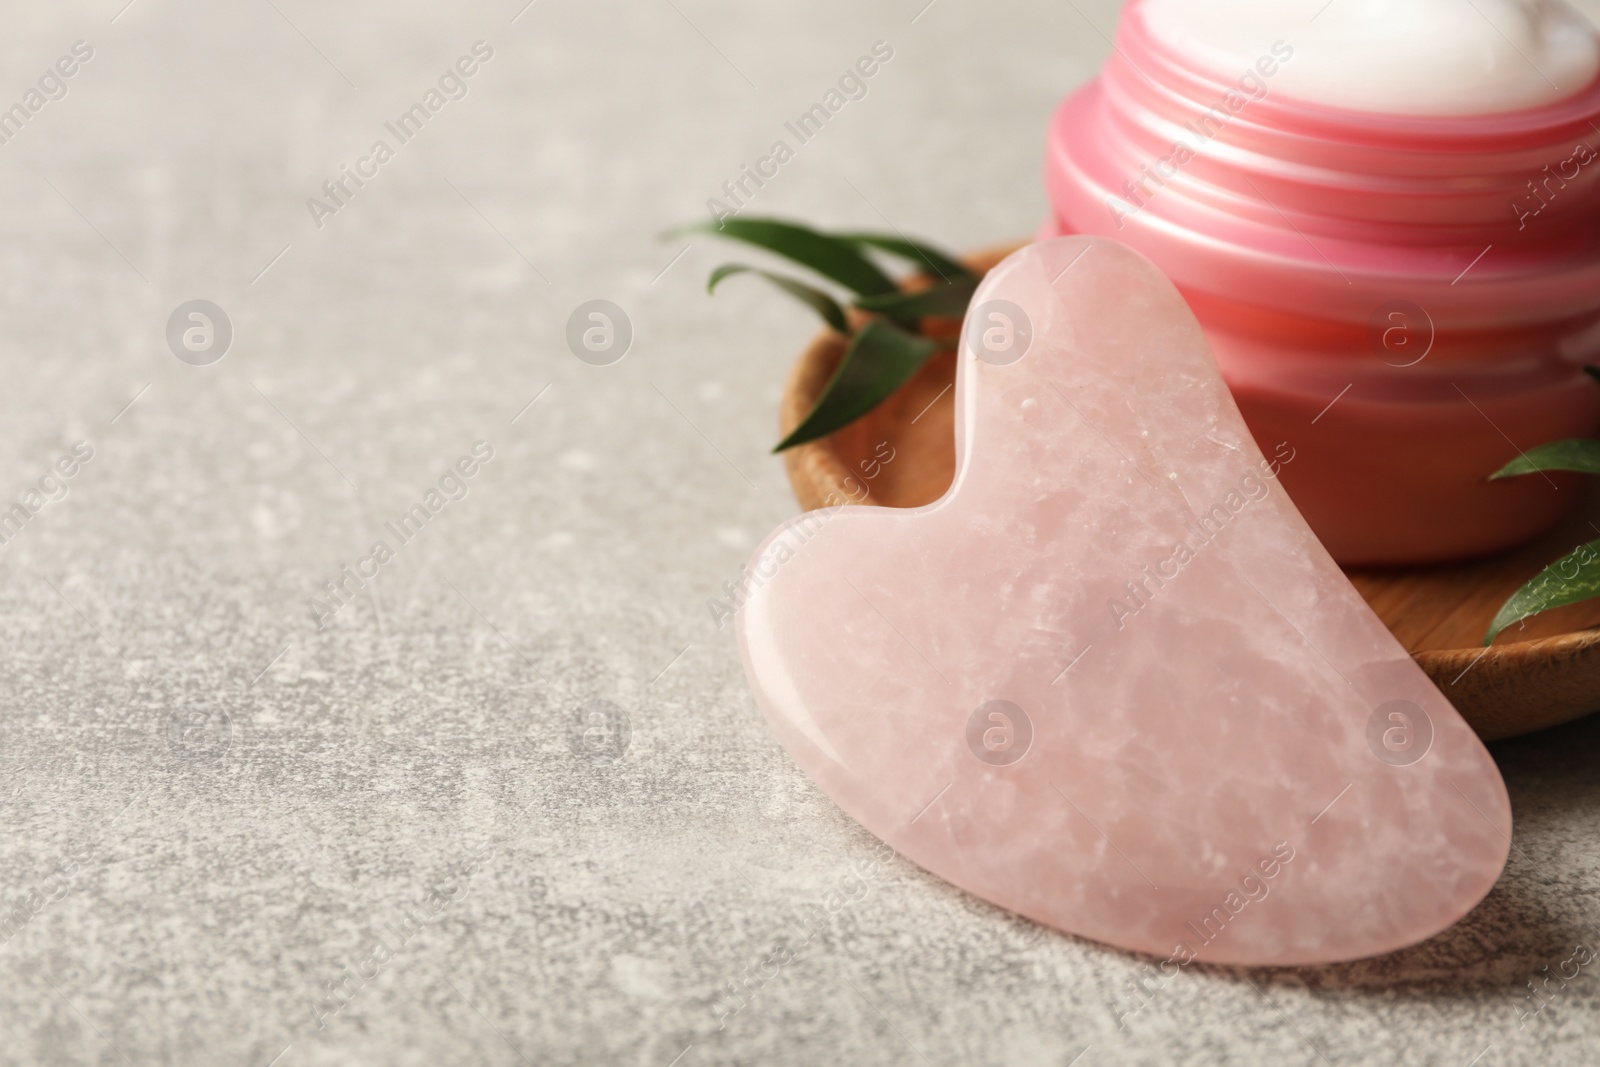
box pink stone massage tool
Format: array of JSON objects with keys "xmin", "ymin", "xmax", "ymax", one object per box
[{"xmin": 738, "ymin": 237, "xmax": 1512, "ymax": 965}]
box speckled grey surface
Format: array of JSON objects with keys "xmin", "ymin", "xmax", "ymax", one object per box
[{"xmin": 0, "ymin": 1, "xmax": 1596, "ymax": 1065}]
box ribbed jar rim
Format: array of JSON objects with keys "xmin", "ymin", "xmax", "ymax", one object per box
[{"xmin": 1045, "ymin": 0, "xmax": 1600, "ymax": 328}]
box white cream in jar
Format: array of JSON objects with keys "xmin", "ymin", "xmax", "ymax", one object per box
[{"xmin": 1139, "ymin": 0, "xmax": 1600, "ymax": 115}]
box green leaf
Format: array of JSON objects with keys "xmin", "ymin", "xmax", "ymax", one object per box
[
  {"xmin": 708, "ymin": 264, "xmax": 849, "ymax": 333},
  {"xmin": 1485, "ymin": 538, "xmax": 1600, "ymax": 643},
  {"xmin": 674, "ymin": 217, "xmax": 896, "ymax": 297},
  {"xmin": 854, "ymin": 276, "xmax": 980, "ymax": 323},
  {"xmin": 775, "ymin": 320, "xmax": 940, "ymax": 453},
  {"xmin": 1490, "ymin": 440, "xmax": 1600, "ymax": 479},
  {"xmin": 838, "ymin": 232, "xmax": 974, "ymax": 282}
]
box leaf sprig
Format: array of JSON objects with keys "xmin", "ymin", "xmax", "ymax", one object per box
[
  {"xmin": 676, "ymin": 216, "xmax": 976, "ymax": 452},
  {"xmin": 1486, "ymin": 433, "xmax": 1600, "ymax": 643}
]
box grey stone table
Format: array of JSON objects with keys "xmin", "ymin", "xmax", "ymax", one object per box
[{"xmin": 0, "ymin": 1, "xmax": 1595, "ymax": 1064}]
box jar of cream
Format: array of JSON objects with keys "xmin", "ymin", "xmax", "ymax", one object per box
[{"xmin": 1043, "ymin": 0, "xmax": 1600, "ymax": 564}]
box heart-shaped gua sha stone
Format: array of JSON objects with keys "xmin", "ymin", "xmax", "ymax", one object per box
[{"xmin": 737, "ymin": 237, "xmax": 1512, "ymax": 966}]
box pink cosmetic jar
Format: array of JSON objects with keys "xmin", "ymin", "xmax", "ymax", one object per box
[{"xmin": 1042, "ymin": 0, "xmax": 1600, "ymax": 565}]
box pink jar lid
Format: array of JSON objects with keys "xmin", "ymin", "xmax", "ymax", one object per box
[{"xmin": 1044, "ymin": 0, "xmax": 1600, "ymax": 331}]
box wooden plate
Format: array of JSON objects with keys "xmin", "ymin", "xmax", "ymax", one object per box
[{"xmin": 777, "ymin": 247, "xmax": 1600, "ymax": 742}]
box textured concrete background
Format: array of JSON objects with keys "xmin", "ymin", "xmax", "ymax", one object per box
[{"xmin": 0, "ymin": 1, "xmax": 1596, "ymax": 1064}]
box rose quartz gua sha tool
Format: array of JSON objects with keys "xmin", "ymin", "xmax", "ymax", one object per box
[{"xmin": 737, "ymin": 237, "xmax": 1512, "ymax": 966}]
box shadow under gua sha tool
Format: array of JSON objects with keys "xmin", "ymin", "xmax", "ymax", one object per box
[{"xmin": 737, "ymin": 236, "xmax": 1512, "ymax": 966}]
